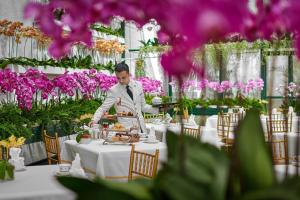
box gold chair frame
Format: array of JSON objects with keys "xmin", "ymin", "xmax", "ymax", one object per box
[
  {"xmin": 183, "ymin": 127, "xmax": 201, "ymax": 140},
  {"xmin": 43, "ymin": 131, "xmax": 61, "ymax": 164},
  {"xmin": 143, "ymin": 113, "xmax": 164, "ymax": 123},
  {"xmin": 128, "ymin": 144, "xmax": 159, "ymax": 180}
]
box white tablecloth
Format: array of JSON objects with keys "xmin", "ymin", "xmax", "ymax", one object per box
[
  {"xmin": 0, "ymin": 165, "xmax": 75, "ymax": 200},
  {"xmin": 61, "ymin": 140, "xmax": 167, "ymax": 181},
  {"xmin": 204, "ymin": 114, "xmax": 300, "ymax": 157},
  {"xmin": 21, "ymin": 134, "xmax": 77, "ymax": 165},
  {"xmin": 146, "ymin": 123, "xmax": 222, "ymax": 147},
  {"xmin": 274, "ymin": 165, "xmax": 300, "ymax": 182},
  {"xmin": 205, "ymin": 114, "xmax": 299, "ymax": 134}
]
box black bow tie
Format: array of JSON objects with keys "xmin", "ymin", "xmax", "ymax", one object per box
[{"xmin": 126, "ymin": 85, "xmax": 133, "ymax": 101}]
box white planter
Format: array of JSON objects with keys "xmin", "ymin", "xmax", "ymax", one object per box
[{"xmin": 208, "ymin": 105, "xmax": 217, "ymax": 109}]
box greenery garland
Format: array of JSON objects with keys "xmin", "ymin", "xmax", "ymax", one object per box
[
  {"xmin": 0, "ymin": 56, "xmax": 116, "ymax": 72},
  {"xmin": 203, "ymin": 37, "xmax": 293, "ymax": 69},
  {"xmin": 90, "ymin": 24, "xmax": 124, "ymax": 38}
]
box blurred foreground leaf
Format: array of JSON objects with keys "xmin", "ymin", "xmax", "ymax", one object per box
[
  {"xmin": 154, "ymin": 132, "xmax": 229, "ymax": 200},
  {"xmin": 236, "ymin": 109, "xmax": 275, "ymax": 192},
  {"xmin": 57, "ymin": 176, "xmax": 152, "ymax": 200}
]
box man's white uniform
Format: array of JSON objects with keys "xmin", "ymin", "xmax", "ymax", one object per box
[{"xmin": 92, "ymin": 79, "xmax": 158, "ymax": 133}]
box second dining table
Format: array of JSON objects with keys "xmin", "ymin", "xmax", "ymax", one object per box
[{"xmin": 61, "ymin": 139, "xmax": 167, "ymax": 181}]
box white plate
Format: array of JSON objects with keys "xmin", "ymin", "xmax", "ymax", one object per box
[{"xmin": 143, "ymin": 140, "xmax": 159, "ymax": 144}]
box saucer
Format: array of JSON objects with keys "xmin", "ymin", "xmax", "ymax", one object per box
[
  {"xmin": 55, "ymin": 171, "xmax": 71, "ymax": 176},
  {"xmin": 143, "ymin": 139, "xmax": 159, "ymax": 144}
]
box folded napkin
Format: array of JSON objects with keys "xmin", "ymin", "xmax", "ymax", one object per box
[
  {"xmin": 148, "ymin": 127, "xmax": 157, "ymax": 141},
  {"xmin": 69, "ymin": 153, "xmax": 86, "ymax": 178},
  {"xmin": 187, "ymin": 114, "xmax": 197, "ymax": 126},
  {"xmin": 164, "ymin": 113, "xmax": 173, "ymax": 123}
]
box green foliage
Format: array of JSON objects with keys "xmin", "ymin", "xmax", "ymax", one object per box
[
  {"xmin": 0, "ymin": 99, "xmax": 102, "ymax": 141},
  {"xmin": 90, "ymin": 24, "xmax": 124, "ymax": 37},
  {"xmin": 154, "ymin": 132, "xmax": 229, "ymax": 200},
  {"xmin": 0, "ymin": 160, "xmax": 14, "ymax": 180},
  {"xmin": 139, "ymin": 38, "xmax": 170, "ymax": 56},
  {"xmin": 0, "ymin": 56, "xmax": 115, "ymax": 72},
  {"xmin": 235, "ymin": 109, "xmax": 275, "ymax": 194},
  {"xmin": 204, "ymin": 37, "xmax": 293, "ymax": 70},
  {"xmin": 0, "ymin": 103, "xmax": 32, "ymax": 140},
  {"xmin": 57, "ymin": 176, "xmax": 152, "ymax": 200}
]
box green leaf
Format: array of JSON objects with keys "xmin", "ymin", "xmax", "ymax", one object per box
[
  {"xmin": 242, "ymin": 177, "xmax": 300, "ymax": 200},
  {"xmin": 0, "ymin": 161, "xmax": 14, "ymax": 180},
  {"xmin": 155, "ymin": 131, "xmax": 229, "ymax": 200},
  {"xmin": 236, "ymin": 109, "xmax": 275, "ymax": 192},
  {"xmin": 5, "ymin": 163, "xmax": 14, "ymax": 180},
  {"xmin": 0, "ymin": 161, "xmax": 6, "ymax": 179},
  {"xmin": 57, "ymin": 176, "xmax": 152, "ymax": 200}
]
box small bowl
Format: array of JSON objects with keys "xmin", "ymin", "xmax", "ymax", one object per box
[{"xmin": 59, "ymin": 163, "xmax": 71, "ymax": 172}]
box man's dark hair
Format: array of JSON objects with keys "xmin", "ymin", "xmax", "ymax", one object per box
[{"xmin": 115, "ymin": 62, "xmax": 129, "ymax": 73}]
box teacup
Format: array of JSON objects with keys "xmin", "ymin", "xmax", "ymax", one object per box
[{"xmin": 59, "ymin": 163, "xmax": 71, "ymax": 172}]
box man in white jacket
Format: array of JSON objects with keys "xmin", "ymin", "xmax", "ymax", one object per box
[{"xmin": 90, "ymin": 62, "xmax": 158, "ymax": 133}]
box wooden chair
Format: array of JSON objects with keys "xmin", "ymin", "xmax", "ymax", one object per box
[
  {"xmin": 43, "ymin": 131, "xmax": 61, "ymax": 164},
  {"xmin": 0, "ymin": 146, "xmax": 9, "ymax": 160},
  {"xmin": 128, "ymin": 144, "xmax": 159, "ymax": 180},
  {"xmin": 218, "ymin": 113, "xmax": 241, "ymax": 152},
  {"xmin": 268, "ymin": 135, "xmax": 289, "ymax": 165},
  {"xmin": 183, "ymin": 127, "xmax": 201, "ymax": 140},
  {"xmin": 143, "ymin": 113, "xmax": 164, "ymax": 123},
  {"xmin": 217, "ymin": 113, "xmax": 231, "ymax": 139},
  {"xmin": 0, "ymin": 147, "xmax": 3, "ymax": 160},
  {"xmin": 265, "ymin": 114, "xmax": 291, "ymax": 141}
]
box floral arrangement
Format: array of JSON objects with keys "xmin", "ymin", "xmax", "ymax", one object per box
[
  {"xmin": 0, "ymin": 68, "xmax": 161, "ymax": 110},
  {"xmin": 275, "ymin": 82, "xmax": 300, "ymax": 113},
  {"xmin": 275, "ymin": 82, "xmax": 300, "ymax": 97},
  {"xmin": 136, "ymin": 77, "xmax": 162, "ymax": 94},
  {"xmin": 93, "ymin": 39, "xmax": 126, "ymax": 55},
  {"xmin": 0, "ymin": 135, "xmax": 26, "ymax": 149},
  {"xmin": 0, "ymin": 19, "xmax": 124, "ymax": 58},
  {"xmin": 0, "ymin": 19, "xmax": 51, "ymax": 47},
  {"xmin": 179, "ymin": 78, "xmax": 264, "ymax": 97}
]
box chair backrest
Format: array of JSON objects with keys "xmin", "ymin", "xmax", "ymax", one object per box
[
  {"xmin": 183, "ymin": 127, "xmax": 201, "ymax": 140},
  {"xmin": 217, "ymin": 113, "xmax": 231, "ymax": 139},
  {"xmin": 267, "ymin": 113, "xmax": 292, "ymax": 132},
  {"xmin": 43, "ymin": 131, "xmax": 61, "ymax": 164},
  {"xmin": 0, "ymin": 146, "xmax": 10, "ymax": 160},
  {"xmin": 266, "ymin": 118, "xmax": 289, "ymax": 135},
  {"xmin": 128, "ymin": 144, "xmax": 159, "ymax": 180},
  {"xmin": 144, "ymin": 113, "xmax": 164, "ymax": 123},
  {"xmin": 268, "ymin": 135, "xmax": 289, "ymax": 165}
]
